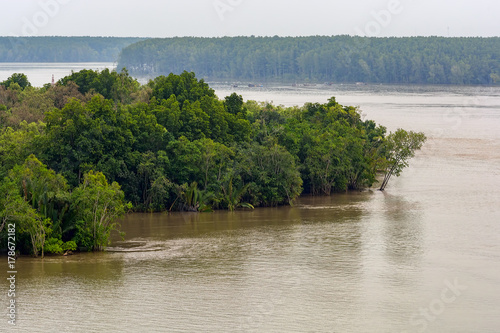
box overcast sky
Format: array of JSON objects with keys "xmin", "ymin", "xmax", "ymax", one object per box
[{"xmin": 1, "ymin": 0, "xmax": 499, "ymax": 38}]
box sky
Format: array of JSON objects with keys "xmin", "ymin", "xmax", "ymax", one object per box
[{"xmin": 0, "ymin": 0, "xmax": 499, "ymax": 38}]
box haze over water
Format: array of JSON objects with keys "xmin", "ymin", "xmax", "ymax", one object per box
[
  {"xmin": 1, "ymin": 65, "xmax": 499, "ymax": 332},
  {"xmin": 0, "ymin": 63, "xmax": 115, "ymax": 87}
]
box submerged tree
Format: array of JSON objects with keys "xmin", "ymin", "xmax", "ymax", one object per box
[
  {"xmin": 0, "ymin": 178, "xmax": 28, "ymax": 234},
  {"xmin": 174, "ymin": 181, "xmax": 214, "ymax": 212},
  {"xmin": 1, "ymin": 155, "xmax": 69, "ymax": 257},
  {"xmin": 71, "ymin": 171, "xmax": 128, "ymax": 251},
  {"xmin": 0, "ymin": 177, "xmax": 49, "ymax": 257},
  {"xmin": 220, "ymin": 177, "xmax": 254, "ymax": 211},
  {"xmin": 379, "ymin": 129, "xmax": 427, "ymax": 191}
]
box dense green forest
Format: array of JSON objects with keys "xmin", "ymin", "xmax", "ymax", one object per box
[
  {"xmin": 118, "ymin": 36, "xmax": 500, "ymax": 85},
  {"xmin": 0, "ymin": 69, "xmax": 424, "ymax": 256},
  {"xmin": 0, "ymin": 37, "xmax": 145, "ymax": 62},
  {"xmin": 3, "ymin": 36, "xmax": 498, "ymax": 84}
]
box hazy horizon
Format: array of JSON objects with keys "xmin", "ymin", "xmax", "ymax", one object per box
[
  {"xmin": 2, "ymin": 35, "xmax": 500, "ymax": 38},
  {"xmin": 1, "ymin": 0, "xmax": 499, "ymax": 38}
]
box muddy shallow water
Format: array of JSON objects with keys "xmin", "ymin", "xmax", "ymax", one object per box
[{"xmin": 3, "ymin": 83, "xmax": 500, "ymax": 332}]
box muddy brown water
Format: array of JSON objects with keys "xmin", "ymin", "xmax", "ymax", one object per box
[{"xmin": 2, "ymin": 81, "xmax": 499, "ymax": 332}]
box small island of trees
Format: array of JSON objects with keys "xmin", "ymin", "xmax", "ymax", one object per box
[{"xmin": 0, "ymin": 69, "xmax": 425, "ymax": 256}]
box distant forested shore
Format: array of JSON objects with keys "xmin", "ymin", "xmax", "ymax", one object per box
[
  {"xmin": 118, "ymin": 36, "xmax": 500, "ymax": 85},
  {"xmin": 2, "ymin": 36, "xmax": 498, "ymax": 85},
  {"xmin": 0, "ymin": 37, "xmax": 144, "ymax": 62}
]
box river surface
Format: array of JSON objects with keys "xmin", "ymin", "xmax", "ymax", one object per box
[
  {"xmin": 1, "ymin": 64, "xmax": 500, "ymax": 332},
  {"xmin": 0, "ymin": 62, "xmax": 115, "ymax": 87}
]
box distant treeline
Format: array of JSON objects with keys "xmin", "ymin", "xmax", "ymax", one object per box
[
  {"xmin": 118, "ymin": 36, "xmax": 500, "ymax": 85},
  {"xmin": 0, "ymin": 37, "xmax": 145, "ymax": 62}
]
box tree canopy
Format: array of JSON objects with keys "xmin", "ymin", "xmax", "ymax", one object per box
[
  {"xmin": 0, "ymin": 69, "xmax": 425, "ymax": 255},
  {"xmin": 379, "ymin": 129, "xmax": 427, "ymax": 191},
  {"xmin": 1, "ymin": 73, "xmax": 32, "ymax": 90}
]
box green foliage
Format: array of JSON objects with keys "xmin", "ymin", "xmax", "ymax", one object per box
[
  {"xmin": 136, "ymin": 151, "xmax": 172, "ymax": 211},
  {"xmin": 148, "ymin": 71, "xmax": 215, "ymax": 105},
  {"xmin": 1, "ymin": 69, "xmax": 427, "ymax": 256},
  {"xmin": 0, "ymin": 79, "xmax": 92, "ymax": 129},
  {"xmin": 236, "ymin": 143, "xmax": 303, "ymax": 206},
  {"xmin": 174, "ymin": 182, "xmax": 214, "ymax": 212},
  {"xmin": 303, "ymin": 130, "xmax": 349, "ymax": 195},
  {"xmin": 196, "ymin": 138, "xmax": 234, "ymax": 191},
  {"xmin": 62, "ymin": 240, "xmax": 77, "ymax": 252},
  {"xmin": 44, "ymin": 237, "xmax": 64, "ymax": 254},
  {"xmin": 42, "ymin": 96, "xmax": 136, "ymax": 186},
  {"xmin": 224, "ymin": 93, "xmax": 246, "ymax": 116},
  {"xmin": 20, "ymin": 214, "xmax": 50, "ymax": 258},
  {"xmin": 12, "ymin": 155, "xmax": 69, "ymax": 223},
  {"xmin": 70, "ymin": 171, "xmax": 127, "ymax": 251},
  {"xmin": 220, "ymin": 178, "xmax": 254, "ymax": 211},
  {"xmin": 1, "ymin": 73, "xmax": 31, "ymax": 90},
  {"xmin": 43, "ymin": 238, "xmax": 76, "ymax": 254},
  {"xmin": 379, "ymin": 129, "xmax": 427, "ymax": 190},
  {"xmin": 0, "ymin": 176, "xmax": 31, "ymax": 234},
  {"xmin": 1, "ymin": 155, "xmax": 69, "ymax": 257},
  {"xmin": 0, "ymin": 122, "xmax": 44, "ymax": 179},
  {"xmin": 166, "ymin": 136, "xmax": 203, "ymax": 185},
  {"xmin": 119, "ymin": 36, "xmax": 500, "ymax": 85},
  {"xmin": 59, "ymin": 68, "xmax": 140, "ymax": 103}
]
